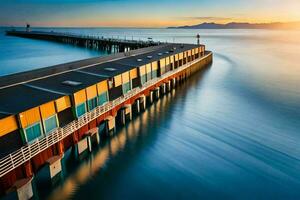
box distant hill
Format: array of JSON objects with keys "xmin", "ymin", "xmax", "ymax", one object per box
[{"xmin": 168, "ymin": 22, "xmax": 300, "ymax": 29}]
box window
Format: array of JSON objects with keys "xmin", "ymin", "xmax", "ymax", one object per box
[
  {"xmin": 141, "ymin": 74, "xmax": 147, "ymax": 85},
  {"xmin": 25, "ymin": 123, "xmax": 42, "ymax": 142},
  {"xmin": 44, "ymin": 115, "xmax": 58, "ymax": 134},
  {"xmin": 76, "ymin": 103, "xmax": 86, "ymax": 118},
  {"xmin": 122, "ymin": 82, "xmax": 131, "ymax": 94},
  {"xmin": 152, "ymin": 70, "xmax": 157, "ymax": 78},
  {"xmin": 88, "ymin": 97, "xmax": 98, "ymax": 111},
  {"xmin": 146, "ymin": 72, "xmax": 151, "ymax": 81},
  {"xmin": 98, "ymin": 92, "xmax": 108, "ymax": 105}
]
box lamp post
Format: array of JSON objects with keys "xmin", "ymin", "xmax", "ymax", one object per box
[{"xmin": 196, "ymin": 34, "xmax": 200, "ymax": 45}]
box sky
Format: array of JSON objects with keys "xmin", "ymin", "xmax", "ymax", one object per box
[{"xmin": 0, "ymin": 0, "xmax": 300, "ymax": 27}]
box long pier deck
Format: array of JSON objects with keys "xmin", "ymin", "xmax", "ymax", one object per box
[
  {"xmin": 6, "ymin": 30, "xmax": 163, "ymax": 53},
  {"xmin": 0, "ymin": 42, "xmax": 212, "ymax": 199}
]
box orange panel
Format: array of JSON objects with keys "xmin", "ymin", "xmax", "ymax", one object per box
[
  {"xmin": 74, "ymin": 89, "xmax": 87, "ymax": 105},
  {"xmin": 40, "ymin": 101, "xmax": 56, "ymax": 119},
  {"xmin": 175, "ymin": 54, "xmax": 179, "ymax": 61},
  {"xmin": 139, "ymin": 65, "xmax": 146, "ymax": 75},
  {"xmin": 170, "ymin": 56, "xmax": 174, "ymax": 63},
  {"xmin": 152, "ymin": 62, "xmax": 158, "ymax": 70},
  {"xmin": 130, "ymin": 68, "xmax": 138, "ymax": 79},
  {"xmin": 55, "ymin": 96, "xmax": 71, "ymax": 113},
  {"xmin": 146, "ymin": 64, "xmax": 151, "ymax": 73},
  {"xmin": 0, "ymin": 115, "xmax": 18, "ymax": 137},
  {"xmin": 179, "ymin": 53, "xmax": 183, "ymax": 60},
  {"xmin": 160, "ymin": 58, "xmax": 166, "ymax": 67},
  {"xmin": 122, "ymin": 72, "xmax": 130, "ymax": 83},
  {"xmin": 97, "ymin": 80, "xmax": 108, "ymax": 94},
  {"xmin": 166, "ymin": 57, "xmax": 170, "ymax": 65},
  {"xmin": 19, "ymin": 107, "xmax": 41, "ymax": 128},
  {"xmin": 188, "ymin": 50, "xmax": 191, "ymax": 56},
  {"xmin": 114, "ymin": 74, "xmax": 122, "ymax": 87},
  {"xmin": 86, "ymin": 85, "xmax": 97, "ymax": 100}
]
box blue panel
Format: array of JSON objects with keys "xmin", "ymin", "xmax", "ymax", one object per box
[
  {"xmin": 98, "ymin": 92, "xmax": 108, "ymax": 106},
  {"xmin": 76, "ymin": 103, "xmax": 86, "ymax": 117},
  {"xmin": 25, "ymin": 123, "xmax": 42, "ymax": 142},
  {"xmin": 88, "ymin": 97, "xmax": 98, "ymax": 111},
  {"xmin": 45, "ymin": 115, "xmax": 58, "ymax": 134}
]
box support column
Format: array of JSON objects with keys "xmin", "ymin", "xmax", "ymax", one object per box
[
  {"xmin": 120, "ymin": 108, "xmax": 126, "ymax": 126},
  {"xmin": 160, "ymin": 83, "xmax": 166, "ymax": 95},
  {"xmin": 139, "ymin": 95, "xmax": 146, "ymax": 111},
  {"xmin": 124, "ymin": 104, "xmax": 132, "ymax": 121},
  {"xmin": 86, "ymin": 128, "xmax": 100, "ymax": 152},
  {"xmin": 8, "ymin": 177, "xmax": 34, "ymax": 200},
  {"xmin": 172, "ymin": 78, "xmax": 176, "ymax": 88},
  {"xmin": 135, "ymin": 99, "xmax": 140, "ymax": 114},
  {"xmin": 107, "ymin": 116, "xmax": 116, "ymax": 135},
  {"xmin": 147, "ymin": 91, "xmax": 154, "ymax": 105},
  {"xmin": 46, "ymin": 156, "xmax": 62, "ymax": 179},
  {"xmin": 167, "ymin": 80, "xmax": 172, "ymax": 92},
  {"xmin": 76, "ymin": 137, "xmax": 89, "ymax": 156},
  {"xmin": 154, "ymin": 87, "xmax": 160, "ymax": 100}
]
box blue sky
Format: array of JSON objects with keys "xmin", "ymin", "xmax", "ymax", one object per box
[{"xmin": 1, "ymin": 0, "xmax": 300, "ymax": 27}]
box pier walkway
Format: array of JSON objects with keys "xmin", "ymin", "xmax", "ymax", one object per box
[{"xmin": 6, "ymin": 30, "xmax": 164, "ymax": 53}]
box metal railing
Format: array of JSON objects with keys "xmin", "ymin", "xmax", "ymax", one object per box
[{"xmin": 0, "ymin": 53, "xmax": 211, "ymax": 178}]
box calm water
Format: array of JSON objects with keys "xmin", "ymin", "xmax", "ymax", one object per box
[{"xmin": 1, "ymin": 28, "xmax": 300, "ymax": 199}]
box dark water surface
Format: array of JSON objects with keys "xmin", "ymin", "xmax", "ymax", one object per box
[{"xmin": 0, "ymin": 28, "xmax": 300, "ymax": 199}]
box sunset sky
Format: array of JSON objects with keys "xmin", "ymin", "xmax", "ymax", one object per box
[{"xmin": 1, "ymin": 0, "xmax": 300, "ymax": 27}]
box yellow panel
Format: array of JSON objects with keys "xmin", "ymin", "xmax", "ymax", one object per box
[
  {"xmin": 19, "ymin": 107, "xmax": 41, "ymax": 128},
  {"xmin": 74, "ymin": 89, "xmax": 87, "ymax": 105},
  {"xmin": 192, "ymin": 49, "xmax": 195, "ymax": 55},
  {"xmin": 175, "ymin": 54, "xmax": 179, "ymax": 61},
  {"xmin": 40, "ymin": 101, "xmax": 56, "ymax": 119},
  {"xmin": 0, "ymin": 115, "xmax": 18, "ymax": 137},
  {"xmin": 139, "ymin": 65, "xmax": 146, "ymax": 75},
  {"xmin": 188, "ymin": 50, "xmax": 191, "ymax": 56},
  {"xmin": 122, "ymin": 72, "xmax": 130, "ymax": 83},
  {"xmin": 170, "ymin": 56, "xmax": 174, "ymax": 63},
  {"xmin": 97, "ymin": 80, "xmax": 108, "ymax": 94},
  {"xmin": 179, "ymin": 53, "xmax": 183, "ymax": 60},
  {"xmin": 152, "ymin": 62, "xmax": 158, "ymax": 70},
  {"xmin": 86, "ymin": 85, "xmax": 97, "ymax": 100},
  {"xmin": 55, "ymin": 96, "xmax": 71, "ymax": 112},
  {"xmin": 166, "ymin": 57, "xmax": 170, "ymax": 65},
  {"xmin": 160, "ymin": 58, "xmax": 166, "ymax": 67},
  {"xmin": 146, "ymin": 64, "xmax": 151, "ymax": 73},
  {"xmin": 114, "ymin": 74, "xmax": 122, "ymax": 87},
  {"xmin": 195, "ymin": 48, "xmax": 199, "ymax": 53},
  {"xmin": 130, "ymin": 68, "xmax": 138, "ymax": 79}
]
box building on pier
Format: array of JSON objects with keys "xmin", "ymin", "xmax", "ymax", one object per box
[{"xmin": 0, "ymin": 43, "xmax": 211, "ymax": 199}]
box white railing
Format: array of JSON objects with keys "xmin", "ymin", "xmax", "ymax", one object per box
[{"xmin": 0, "ymin": 53, "xmax": 212, "ymax": 178}]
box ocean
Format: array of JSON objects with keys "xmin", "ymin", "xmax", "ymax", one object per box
[{"xmin": 1, "ymin": 27, "xmax": 300, "ymax": 199}]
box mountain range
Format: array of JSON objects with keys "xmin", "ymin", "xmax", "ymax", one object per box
[{"xmin": 168, "ymin": 22, "xmax": 300, "ymax": 29}]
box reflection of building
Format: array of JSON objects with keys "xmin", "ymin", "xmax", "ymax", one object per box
[{"xmin": 0, "ymin": 43, "xmax": 212, "ymax": 199}]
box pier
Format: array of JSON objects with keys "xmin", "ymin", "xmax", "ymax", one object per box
[
  {"xmin": 6, "ymin": 30, "xmax": 163, "ymax": 53},
  {"xmin": 0, "ymin": 42, "xmax": 212, "ymax": 199}
]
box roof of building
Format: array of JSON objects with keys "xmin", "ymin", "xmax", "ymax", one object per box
[
  {"xmin": 0, "ymin": 84, "xmax": 62, "ymax": 115},
  {"xmin": 29, "ymin": 71, "xmax": 107, "ymax": 94},
  {"xmin": 0, "ymin": 43, "xmax": 202, "ymax": 119}
]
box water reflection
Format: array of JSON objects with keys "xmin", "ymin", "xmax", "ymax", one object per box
[{"xmin": 46, "ymin": 84, "xmax": 184, "ymax": 200}]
